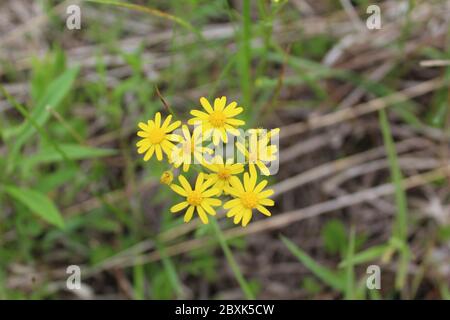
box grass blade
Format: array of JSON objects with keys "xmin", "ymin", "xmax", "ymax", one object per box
[
  {"xmin": 156, "ymin": 241, "xmax": 184, "ymax": 299},
  {"xmin": 5, "ymin": 66, "xmax": 79, "ymax": 143},
  {"xmin": 344, "ymin": 227, "xmax": 356, "ymax": 300},
  {"xmin": 22, "ymin": 144, "xmax": 117, "ymax": 167},
  {"xmin": 238, "ymin": 0, "xmax": 252, "ymax": 118},
  {"xmin": 378, "ymin": 109, "xmax": 409, "ymax": 291},
  {"xmin": 210, "ymin": 217, "xmax": 255, "ymax": 299},
  {"xmin": 4, "ymin": 185, "xmax": 64, "ymax": 229},
  {"xmin": 84, "ymin": 0, "xmax": 195, "ymax": 33},
  {"xmin": 281, "ymin": 235, "xmax": 346, "ymax": 292},
  {"xmin": 339, "ymin": 244, "xmax": 389, "ymax": 268}
]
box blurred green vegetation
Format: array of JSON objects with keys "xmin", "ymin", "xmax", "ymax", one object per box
[{"xmin": 0, "ymin": 0, "xmax": 449, "ymax": 300}]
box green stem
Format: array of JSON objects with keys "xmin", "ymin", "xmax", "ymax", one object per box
[
  {"xmin": 240, "ymin": 0, "xmax": 252, "ymax": 115},
  {"xmin": 210, "ymin": 217, "xmax": 255, "ymax": 299}
]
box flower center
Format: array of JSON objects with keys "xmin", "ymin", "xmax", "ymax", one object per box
[
  {"xmin": 241, "ymin": 192, "xmax": 258, "ymax": 209},
  {"xmin": 187, "ymin": 191, "xmax": 203, "ymax": 206},
  {"xmin": 217, "ymin": 168, "xmax": 231, "ymax": 180},
  {"xmin": 209, "ymin": 111, "xmax": 226, "ymax": 128},
  {"xmin": 148, "ymin": 128, "xmax": 166, "ymax": 144}
]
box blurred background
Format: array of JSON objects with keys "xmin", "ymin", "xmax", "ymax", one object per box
[{"xmin": 0, "ymin": 0, "xmax": 449, "ymax": 299}]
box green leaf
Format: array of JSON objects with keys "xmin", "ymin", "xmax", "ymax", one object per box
[
  {"xmin": 22, "ymin": 143, "xmax": 117, "ymax": 167},
  {"xmin": 339, "ymin": 244, "xmax": 389, "ymax": 268},
  {"xmin": 321, "ymin": 219, "xmax": 347, "ymax": 255},
  {"xmin": 30, "ymin": 47, "xmax": 67, "ymax": 102},
  {"xmin": 302, "ymin": 276, "xmax": 322, "ymax": 295},
  {"xmin": 5, "ymin": 66, "xmax": 79, "ymax": 141},
  {"xmin": 4, "ymin": 185, "xmax": 64, "ymax": 229},
  {"xmin": 426, "ymin": 60, "xmax": 450, "ymax": 128},
  {"xmin": 281, "ymin": 235, "xmax": 346, "ymax": 292}
]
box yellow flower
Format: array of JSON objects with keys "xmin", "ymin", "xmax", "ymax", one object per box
[
  {"xmin": 160, "ymin": 171, "xmax": 174, "ymax": 185},
  {"xmin": 136, "ymin": 112, "xmax": 181, "ymax": 161},
  {"xmin": 236, "ymin": 128, "xmax": 279, "ymax": 175},
  {"xmin": 203, "ymin": 156, "xmax": 244, "ymax": 196},
  {"xmin": 224, "ymin": 165, "xmax": 274, "ymax": 227},
  {"xmin": 188, "ymin": 96, "xmax": 245, "ymax": 145},
  {"xmin": 170, "ymin": 125, "xmax": 213, "ymax": 172},
  {"xmin": 170, "ymin": 173, "xmax": 222, "ymax": 224}
]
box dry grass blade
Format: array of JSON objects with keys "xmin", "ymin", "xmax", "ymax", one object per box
[
  {"xmin": 96, "ymin": 164, "xmax": 449, "ymax": 270},
  {"xmin": 280, "ymin": 78, "xmax": 443, "ymax": 139},
  {"xmin": 84, "ymin": 0, "xmax": 196, "ymax": 32}
]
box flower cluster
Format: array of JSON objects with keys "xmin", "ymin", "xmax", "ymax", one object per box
[{"xmin": 136, "ymin": 96, "xmax": 279, "ymax": 227}]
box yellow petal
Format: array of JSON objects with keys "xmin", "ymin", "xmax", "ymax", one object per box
[
  {"xmin": 170, "ymin": 201, "xmax": 189, "ymax": 213},
  {"xmin": 212, "ymin": 130, "xmax": 221, "ymax": 146},
  {"xmin": 166, "ymin": 134, "xmax": 181, "ymax": 142},
  {"xmin": 242, "ymin": 209, "xmax": 252, "ymax": 226},
  {"xmin": 257, "ymin": 161, "xmax": 271, "ymax": 176},
  {"xmin": 184, "ymin": 206, "xmax": 195, "ymax": 222},
  {"xmin": 197, "ymin": 206, "xmax": 209, "ymax": 224},
  {"xmin": 224, "ymin": 186, "xmax": 240, "ymax": 197},
  {"xmin": 155, "ymin": 144, "xmax": 163, "ymax": 161},
  {"xmin": 248, "ymin": 166, "xmax": 257, "ymax": 191},
  {"xmin": 256, "ymin": 205, "xmax": 272, "ymax": 216},
  {"xmin": 137, "ymin": 141, "xmax": 150, "ymax": 153},
  {"xmin": 229, "ymin": 176, "xmax": 245, "ymax": 193},
  {"xmin": 200, "ymin": 97, "xmax": 214, "ymax": 113},
  {"xmin": 176, "ymin": 175, "xmax": 191, "ymax": 192},
  {"xmin": 200, "ymin": 177, "xmax": 216, "ymax": 192},
  {"xmin": 137, "ymin": 131, "xmax": 150, "ymax": 138},
  {"xmin": 233, "ymin": 212, "xmax": 243, "ymax": 224},
  {"xmin": 165, "ymin": 120, "xmax": 181, "ymax": 132},
  {"xmin": 223, "ymin": 101, "xmax": 237, "ymax": 113},
  {"xmin": 258, "ymin": 189, "xmax": 274, "ymax": 199},
  {"xmin": 214, "ymin": 96, "xmax": 226, "ymax": 111},
  {"xmin": 220, "ymin": 129, "xmax": 228, "ymax": 143},
  {"xmin": 182, "ymin": 125, "xmax": 191, "ymax": 141},
  {"xmin": 200, "ymin": 202, "xmax": 216, "ymax": 215},
  {"xmin": 161, "ymin": 114, "xmax": 172, "ymax": 130},
  {"xmin": 171, "ymin": 184, "xmax": 187, "ymax": 196},
  {"xmin": 204, "ymin": 198, "xmax": 221, "ymax": 207},
  {"xmin": 190, "ymin": 110, "xmax": 209, "ymax": 119},
  {"xmin": 161, "ymin": 140, "xmax": 175, "ymax": 156},
  {"xmin": 224, "ymin": 198, "xmax": 240, "ymax": 209},
  {"xmin": 225, "ymin": 118, "xmax": 245, "ymax": 126},
  {"xmin": 195, "ymin": 173, "xmax": 204, "ymax": 190},
  {"xmin": 230, "ymin": 164, "xmax": 244, "ymax": 174},
  {"xmin": 224, "ymin": 106, "xmax": 243, "ymax": 117},
  {"xmin": 154, "ymin": 112, "xmax": 161, "ymax": 127},
  {"xmin": 138, "ymin": 122, "xmax": 149, "ymax": 131},
  {"xmin": 243, "ymin": 172, "xmax": 251, "ymax": 192},
  {"xmin": 188, "ymin": 118, "xmax": 203, "ymax": 125},
  {"xmin": 259, "ymin": 198, "xmax": 274, "ymax": 206},
  {"xmin": 143, "ymin": 145, "xmax": 155, "ymax": 161},
  {"xmin": 201, "ymin": 188, "xmax": 219, "ymax": 197},
  {"xmin": 254, "ymin": 180, "xmax": 268, "ymax": 193},
  {"xmin": 224, "ymin": 125, "xmax": 240, "ymax": 136}
]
